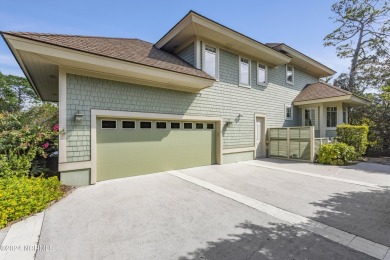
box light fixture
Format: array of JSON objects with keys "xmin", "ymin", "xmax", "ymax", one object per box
[
  {"xmin": 74, "ymin": 111, "xmax": 84, "ymax": 122},
  {"xmin": 225, "ymin": 119, "xmax": 233, "ymax": 127}
]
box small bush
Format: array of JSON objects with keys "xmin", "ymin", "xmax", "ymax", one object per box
[
  {"xmin": 336, "ymin": 124, "xmax": 369, "ymax": 157},
  {"xmin": 0, "ymin": 176, "xmax": 63, "ymax": 228},
  {"xmin": 317, "ymin": 143, "xmax": 357, "ymax": 166}
]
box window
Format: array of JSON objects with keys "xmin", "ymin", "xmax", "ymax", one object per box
[
  {"xmin": 171, "ymin": 122, "xmax": 180, "ymax": 129},
  {"xmin": 285, "ymin": 105, "xmax": 293, "ymax": 120},
  {"xmin": 207, "ymin": 123, "xmax": 214, "ymax": 130},
  {"xmin": 196, "ymin": 123, "xmax": 204, "ymax": 129},
  {"xmin": 327, "ymin": 107, "xmax": 337, "ymax": 127},
  {"xmin": 156, "ymin": 122, "xmax": 167, "ymax": 129},
  {"xmin": 122, "ymin": 121, "xmax": 135, "ymax": 129},
  {"xmin": 203, "ymin": 45, "xmax": 217, "ymax": 78},
  {"xmin": 101, "ymin": 120, "xmax": 117, "ymax": 129},
  {"xmin": 239, "ymin": 57, "xmax": 250, "ymax": 86},
  {"xmin": 304, "ymin": 108, "xmax": 316, "ymax": 126},
  {"xmin": 183, "ymin": 122, "xmax": 192, "ymax": 129},
  {"xmin": 140, "ymin": 121, "xmax": 152, "ymax": 129},
  {"xmin": 343, "ymin": 107, "xmax": 348, "ymax": 124},
  {"xmin": 257, "ymin": 63, "xmax": 267, "ymax": 85},
  {"xmin": 286, "ymin": 65, "xmax": 294, "ymax": 84}
]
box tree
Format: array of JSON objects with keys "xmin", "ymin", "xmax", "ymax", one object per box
[
  {"xmin": 0, "ymin": 71, "xmax": 39, "ymax": 112},
  {"xmin": 324, "ymin": 0, "xmax": 390, "ymax": 93}
]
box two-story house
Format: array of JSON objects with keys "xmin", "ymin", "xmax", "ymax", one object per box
[{"xmin": 1, "ymin": 11, "xmax": 368, "ymax": 185}]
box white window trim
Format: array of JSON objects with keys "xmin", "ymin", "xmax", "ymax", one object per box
[
  {"xmin": 101, "ymin": 120, "xmax": 117, "ymax": 130},
  {"xmin": 285, "ymin": 104, "xmax": 293, "ymax": 120},
  {"xmin": 239, "ymin": 56, "xmax": 251, "ymax": 88},
  {"xmin": 201, "ymin": 43, "xmax": 219, "ymax": 80},
  {"xmin": 303, "ymin": 107, "xmax": 318, "ymax": 130},
  {"xmin": 286, "ymin": 65, "xmax": 294, "ymax": 85},
  {"xmin": 195, "ymin": 122, "xmax": 205, "ymax": 130},
  {"xmin": 121, "ymin": 120, "xmax": 136, "ymax": 130},
  {"xmin": 326, "ymin": 107, "xmax": 338, "ymax": 128},
  {"xmin": 170, "ymin": 122, "xmax": 182, "ymax": 130},
  {"xmin": 256, "ymin": 62, "xmax": 268, "ymax": 86},
  {"xmin": 156, "ymin": 121, "xmax": 168, "ymax": 130}
]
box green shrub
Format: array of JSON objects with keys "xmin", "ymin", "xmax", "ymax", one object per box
[
  {"xmin": 336, "ymin": 124, "xmax": 369, "ymax": 156},
  {"xmin": 317, "ymin": 143, "xmax": 357, "ymax": 166},
  {"xmin": 0, "ymin": 176, "xmax": 63, "ymax": 228}
]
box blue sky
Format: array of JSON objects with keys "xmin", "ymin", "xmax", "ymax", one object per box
[{"xmin": 0, "ymin": 0, "xmax": 349, "ymax": 79}]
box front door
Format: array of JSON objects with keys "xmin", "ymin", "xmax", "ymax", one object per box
[{"xmin": 255, "ymin": 117, "xmax": 264, "ymax": 158}]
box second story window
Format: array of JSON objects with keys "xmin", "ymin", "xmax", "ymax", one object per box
[
  {"xmin": 286, "ymin": 65, "xmax": 294, "ymax": 84},
  {"xmin": 203, "ymin": 45, "xmax": 217, "ymax": 78},
  {"xmin": 239, "ymin": 57, "xmax": 250, "ymax": 86},
  {"xmin": 257, "ymin": 63, "xmax": 267, "ymax": 86}
]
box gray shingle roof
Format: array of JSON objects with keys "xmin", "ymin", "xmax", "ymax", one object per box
[{"xmin": 4, "ymin": 32, "xmax": 213, "ymax": 80}]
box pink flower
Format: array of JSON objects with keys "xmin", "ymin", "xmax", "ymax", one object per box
[
  {"xmin": 42, "ymin": 142, "xmax": 49, "ymax": 149},
  {"xmin": 53, "ymin": 124, "xmax": 59, "ymax": 132}
]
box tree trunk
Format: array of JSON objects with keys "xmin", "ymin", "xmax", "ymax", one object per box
[{"xmin": 348, "ymin": 25, "xmax": 365, "ymax": 93}]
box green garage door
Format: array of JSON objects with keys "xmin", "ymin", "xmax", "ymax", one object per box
[{"xmin": 97, "ymin": 118, "xmax": 216, "ymax": 181}]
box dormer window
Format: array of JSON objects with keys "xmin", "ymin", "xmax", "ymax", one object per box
[
  {"xmin": 239, "ymin": 57, "xmax": 250, "ymax": 86},
  {"xmin": 203, "ymin": 44, "xmax": 218, "ymax": 78},
  {"xmin": 286, "ymin": 65, "xmax": 294, "ymax": 85}
]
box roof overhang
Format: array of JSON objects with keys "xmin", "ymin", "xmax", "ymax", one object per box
[
  {"xmin": 2, "ymin": 33, "xmax": 215, "ymax": 102},
  {"xmin": 294, "ymin": 94, "xmax": 370, "ymax": 106},
  {"xmin": 155, "ymin": 11, "xmax": 291, "ymax": 67},
  {"xmin": 270, "ymin": 44, "xmax": 336, "ymax": 78}
]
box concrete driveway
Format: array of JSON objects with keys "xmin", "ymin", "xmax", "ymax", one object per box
[{"xmin": 34, "ymin": 159, "xmax": 390, "ymax": 260}]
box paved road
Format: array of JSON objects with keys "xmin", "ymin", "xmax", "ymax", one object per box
[{"xmin": 35, "ymin": 160, "xmax": 390, "ymax": 259}]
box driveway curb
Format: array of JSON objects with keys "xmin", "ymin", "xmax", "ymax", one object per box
[{"xmin": 0, "ymin": 211, "xmax": 45, "ymax": 260}]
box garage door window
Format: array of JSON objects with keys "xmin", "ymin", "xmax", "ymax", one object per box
[
  {"xmin": 171, "ymin": 122, "xmax": 180, "ymax": 129},
  {"xmin": 156, "ymin": 122, "xmax": 167, "ymax": 129},
  {"xmin": 207, "ymin": 123, "xmax": 214, "ymax": 130},
  {"xmin": 184, "ymin": 122, "xmax": 193, "ymax": 129},
  {"xmin": 122, "ymin": 121, "xmax": 135, "ymax": 129},
  {"xmin": 101, "ymin": 120, "xmax": 117, "ymax": 129},
  {"xmin": 196, "ymin": 123, "xmax": 204, "ymax": 129},
  {"xmin": 140, "ymin": 121, "xmax": 152, "ymax": 129}
]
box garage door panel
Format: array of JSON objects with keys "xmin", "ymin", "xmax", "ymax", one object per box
[{"xmin": 97, "ymin": 122, "xmax": 216, "ymax": 181}]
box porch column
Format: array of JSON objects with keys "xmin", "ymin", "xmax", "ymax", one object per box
[{"xmin": 319, "ymin": 104, "xmax": 326, "ymax": 137}]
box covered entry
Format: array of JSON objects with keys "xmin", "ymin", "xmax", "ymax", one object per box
[{"xmin": 96, "ymin": 118, "xmax": 217, "ymax": 181}]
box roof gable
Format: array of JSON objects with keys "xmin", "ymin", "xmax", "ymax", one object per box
[{"xmin": 294, "ymin": 82, "xmax": 353, "ymax": 102}]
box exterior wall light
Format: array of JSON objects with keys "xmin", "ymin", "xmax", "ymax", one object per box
[{"xmin": 74, "ymin": 111, "xmax": 84, "ymax": 122}]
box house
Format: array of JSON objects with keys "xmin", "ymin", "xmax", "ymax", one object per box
[{"xmin": 1, "ymin": 11, "xmax": 369, "ymax": 186}]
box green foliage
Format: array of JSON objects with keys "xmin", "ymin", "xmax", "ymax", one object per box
[
  {"xmin": 0, "ymin": 71, "xmax": 40, "ymax": 113},
  {"xmin": 324, "ymin": 0, "xmax": 390, "ymax": 93},
  {"xmin": 0, "ymin": 176, "xmax": 63, "ymax": 228},
  {"xmin": 0, "ymin": 103, "xmax": 59, "ymax": 177},
  {"xmin": 349, "ymin": 86, "xmax": 390, "ymax": 156},
  {"xmin": 317, "ymin": 143, "xmax": 357, "ymax": 166},
  {"xmin": 336, "ymin": 124, "xmax": 369, "ymax": 156}
]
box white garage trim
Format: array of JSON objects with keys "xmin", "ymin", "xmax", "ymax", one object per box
[{"xmin": 91, "ymin": 109, "xmax": 223, "ymax": 184}]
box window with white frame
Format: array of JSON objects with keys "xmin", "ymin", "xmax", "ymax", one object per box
[
  {"xmin": 304, "ymin": 108, "xmax": 316, "ymax": 127},
  {"xmin": 327, "ymin": 107, "xmax": 337, "ymax": 127},
  {"xmin": 203, "ymin": 45, "xmax": 217, "ymax": 78},
  {"xmin": 285, "ymin": 104, "xmax": 293, "ymax": 120},
  {"xmin": 239, "ymin": 57, "xmax": 250, "ymax": 86},
  {"xmin": 286, "ymin": 65, "xmax": 294, "ymax": 84},
  {"xmin": 257, "ymin": 63, "xmax": 267, "ymax": 85}
]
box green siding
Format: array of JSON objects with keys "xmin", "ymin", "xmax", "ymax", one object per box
[
  {"xmin": 96, "ymin": 119, "xmax": 216, "ymax": 181},
  {"xmin": 223, "ymin": 151, "xmax": 254, "ymax": 164},
  {"xmin": 66, "ymin": 48, "xmax": 319, "ymax": 163},
  {"xmin": 60, "ymin": 169, "xmax": 90, "ymax": 186},
  {"xmin": 177, "ymin": 43, "xmax": 195, "ymax": 66}
]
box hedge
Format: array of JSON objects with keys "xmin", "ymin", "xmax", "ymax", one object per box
[
  {"xmin": 0, "ymin": 176, "xmax": 63, "ymax": 228},
  {"xmin": 336, "ymin": 124, "xmax": 369, "ymax": 157},
  {"xmin": 317, "ymin": 143, "xmax": 357, "ymax": 166}
]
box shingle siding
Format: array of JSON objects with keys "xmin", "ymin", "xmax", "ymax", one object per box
[
  {"xmin": 65, "ymin": 48, "xmax": 319, "ymax": 162},
  {"xmin": 177, "ymin": 43, "xmax": 195, "ymax": 66}
]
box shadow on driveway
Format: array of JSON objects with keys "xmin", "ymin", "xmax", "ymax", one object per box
[{"xmin": 178, "ymin": 221, "xmax": 375, "ymax": 260}]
